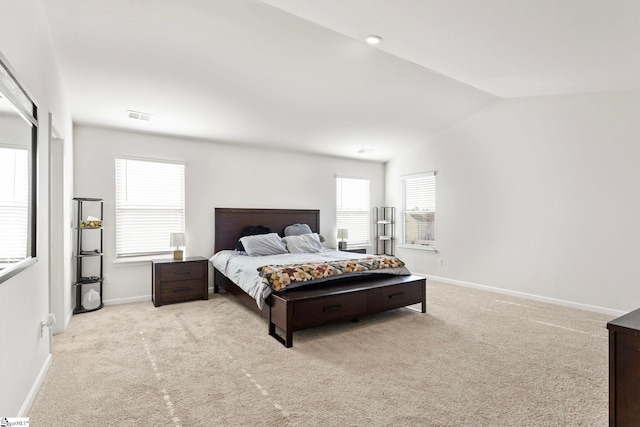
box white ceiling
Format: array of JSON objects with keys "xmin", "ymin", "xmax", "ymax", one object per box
[{"xmin": 43, "ymin": 0, "xmax": 640, "ymax": 162}]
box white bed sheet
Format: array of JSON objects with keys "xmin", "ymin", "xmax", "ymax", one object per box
[{"xmin": 210, "ymin": 249, "xmax": 410, "ymax": 309}]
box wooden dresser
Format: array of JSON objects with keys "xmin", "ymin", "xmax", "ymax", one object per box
[
  {"xmin": 607, "ymin": 307, "xmax": 640, "ymax": 426},
  {"xmin": 152, "ymin": 256, "xmax": 209, "ymax": 307}
]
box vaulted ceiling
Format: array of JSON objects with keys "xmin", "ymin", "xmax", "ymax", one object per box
[{"xmin": 44, "ymin": 0, "xmax": 640, "ymax": 162}]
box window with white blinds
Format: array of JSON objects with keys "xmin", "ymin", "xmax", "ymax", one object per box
[
  {"xmin": 402, "ymin": 172, "xmax": 436, "ymax": 247},
  {"xmin": 336, "ymin": 177, "xmax": 370, "ymax": 246},
  {"xmin": 0, "ymin": 147, "xmax": 28, "ymax": 262},
  {"xmin": 115, "ymin": 158, "xmax": 185, "ymax": 258}
]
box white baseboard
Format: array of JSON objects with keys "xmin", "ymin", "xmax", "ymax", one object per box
[
  {"xmin": 21, "ymin": 353, "xmax": 52, "ymax": 417},
  {"xmin": 426, "ymin": 274, "xmax": 626, "ymax": 317},
  {"xmin": 64, "ymin": 309, "xmax": 73, "ymax": 330},
  {"xmin": 53, "ymin": 309, "xmax": 73, "ymax": 335},
  {"xmin": 103, "ymin": 295, "xmax": 151, "ymax": 306},
  {"xmin": 101, "ymin": 276, "xmax": 626, "ymax": 317},
  {"xmin": 104, "ymin": 292, "xmax": 216, "ymax": 307}
]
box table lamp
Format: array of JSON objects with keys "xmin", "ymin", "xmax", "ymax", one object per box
[
  {"xmin": 337, "ymin": 228, "xmax": 348, "ymax": 250},
  {"xmin": 170, "ymin": 232, "xmax": 185, "ymax": 260}
]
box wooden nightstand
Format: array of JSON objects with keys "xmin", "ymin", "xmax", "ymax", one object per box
[
  {"xmin": 152, "ymin": 256, "xmax": 209, "ymax": 307},
  {"xmin": 342, "ymin": 248, "xmax": 367, "ymax": 254}
]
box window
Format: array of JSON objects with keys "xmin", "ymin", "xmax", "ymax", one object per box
[
  {"xmin": 0, "ymin": 147, "xmax": 28, "ymax": 263},
  {"xmin": 336, "ymin": 177, "xmax": 370, "ymax": 246},
  {"xmin": 115, "ymin": 158, "xmax": 185, "ymax": 258},
  {"xmin": 402, "ymin": 172, "xmax": 436, "ymax": 248}
]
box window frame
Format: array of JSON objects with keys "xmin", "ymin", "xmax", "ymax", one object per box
[
  {"xmin": 400, "ymin": 171, "xmax": 437, "ymax": 252},
  {"xmin": 335, "ymin": 176, "xmax": 371, "ymax": 247},
  {"xmin": 115, "ymin": 157, "xmax": 185, "ymax": 260}
]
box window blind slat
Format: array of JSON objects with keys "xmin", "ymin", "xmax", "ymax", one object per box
[{"xmin": 115, "ymin": 158, "xmax": 185, "ymax": 257}]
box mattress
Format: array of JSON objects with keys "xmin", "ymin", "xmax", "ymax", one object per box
[{"xmin": 210, "ymin": 249, "xmax": 410, "ymax": 308}]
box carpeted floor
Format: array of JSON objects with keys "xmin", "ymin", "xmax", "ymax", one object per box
[{"xmin": 29, "ymin": 280, "xmax": 613, "ymax": 426}]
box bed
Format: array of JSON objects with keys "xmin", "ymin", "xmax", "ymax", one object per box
[{"xmin": 212, "ymin": 208, "xmax": 426, "ymax": 347}]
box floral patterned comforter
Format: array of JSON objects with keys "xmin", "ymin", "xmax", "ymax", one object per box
[{"xmin": 257, "ymin": 256, "xmax": 406, "ymax": 291}]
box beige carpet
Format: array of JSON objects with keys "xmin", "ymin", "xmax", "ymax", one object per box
[{"xmin": 29, "ymin": 281, "xmax": 613, "ymax": 426}]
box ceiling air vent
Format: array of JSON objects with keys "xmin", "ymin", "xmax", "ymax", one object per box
[{"xmin": 127, "ymin": 110, "xmax": 153, "ymax": 121}]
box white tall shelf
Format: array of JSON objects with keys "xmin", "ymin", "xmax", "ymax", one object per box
[{"xmin": 374, "ymin": 207, "xmax": 395, "ymax": 256}]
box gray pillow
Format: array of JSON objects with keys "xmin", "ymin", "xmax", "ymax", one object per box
[
  {"xmin": 284, "ymin": 223, "xmax": 312, "ymax": 236},
  {"xmin": 284, "ymin": 223, "xmax": 325, "ymax": 242}
]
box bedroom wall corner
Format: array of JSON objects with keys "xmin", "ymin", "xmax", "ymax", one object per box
[{"xmin": 385, "ymin": 89, "xmax": 640, "ymax": 314}]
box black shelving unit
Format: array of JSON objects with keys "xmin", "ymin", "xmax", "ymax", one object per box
[
  {"xmin": 73, "ymin": 197, "xmax": 104, "ymax": 314},
  {"xmin": 375, "ymin": 207, "xmax": 395, "ymax": 256}
]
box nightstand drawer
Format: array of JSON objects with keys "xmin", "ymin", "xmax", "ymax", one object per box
[
  {"xmin": 367, "ymin": 281, "xmax": 423, "ymax": 312},
  {"xmin": 159, "ymin": 262, "xmax": 204, "ymax": 281},
  {"xmin": 293, "ymin": 292, "xmax": 366, "ymax": 329},
  {"xmin": 158, "ymin": 279, "xmax": 204, "ymax": 303},
  {"xmin": 343, "ymin": 248, "xmax": 366, "ymax": 254}
]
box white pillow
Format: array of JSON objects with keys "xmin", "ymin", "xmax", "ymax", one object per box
[
  {"xmin": 282, "ymin": 233, "xmax": 323, "ymax": 254},
  {"xmin": 239, "ymin": 233, "xmax": 288, "ymax": 256}
]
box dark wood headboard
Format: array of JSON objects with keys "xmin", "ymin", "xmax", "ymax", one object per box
[{"xmin": 214, "ymin": 208, "xmax": 320, "ymax": 252}]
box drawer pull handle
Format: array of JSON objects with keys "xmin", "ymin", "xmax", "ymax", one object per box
[
  {"xmin": 389, "ymin": 292, "xmax": 404, "ymax": 299},
  {"xmin": 174, "ymin": 270, "xmax": 191, "ymax": 275},
  {"xmin": 323, "ymin": 304, "xmax": 342, "ymax": 313},
  {"xmin": 173, "ymin": 286, "xmax": 192, "ymax": 292}
]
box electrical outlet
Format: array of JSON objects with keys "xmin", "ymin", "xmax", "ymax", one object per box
[
  {"xmin": 40, "ymin": 313, "xmax": 56, "ymax": 337},
  {"xmin": 437, "ymin": 258, "xmax": 444, "ymax": 267}
]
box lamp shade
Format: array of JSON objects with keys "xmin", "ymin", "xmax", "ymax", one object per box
[
  {"xmin": 337, "ymin": 228, "xmax": 348, "ymax": 240},
  {"xmin": 170, "ymin": 232, "xmax": 185, "ymax": 248}
]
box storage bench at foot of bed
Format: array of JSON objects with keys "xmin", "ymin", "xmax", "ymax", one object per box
[{"xmin": 268, "ymin": 274, "xmax": 426, "ymax": 348}]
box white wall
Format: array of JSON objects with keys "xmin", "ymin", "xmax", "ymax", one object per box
[
  {"xmin": 386, "ymin": 89, "xmax": 640, "ymax": 315},
  {"xmin": 73, "ymin": 125, "xmax": 384, "ymax": 304},
  {"xmin": 0, "ymin": 0, "xmax": 73, "ymax": 416}
]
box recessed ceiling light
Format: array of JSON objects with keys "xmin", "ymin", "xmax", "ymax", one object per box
[
  {"xmin": 127, "ymin": 110, "xmax": 153, "ymax": 121},
  {"xmin": 366, "ymin": 35, "xmax": 382, "ymax": 45}
]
